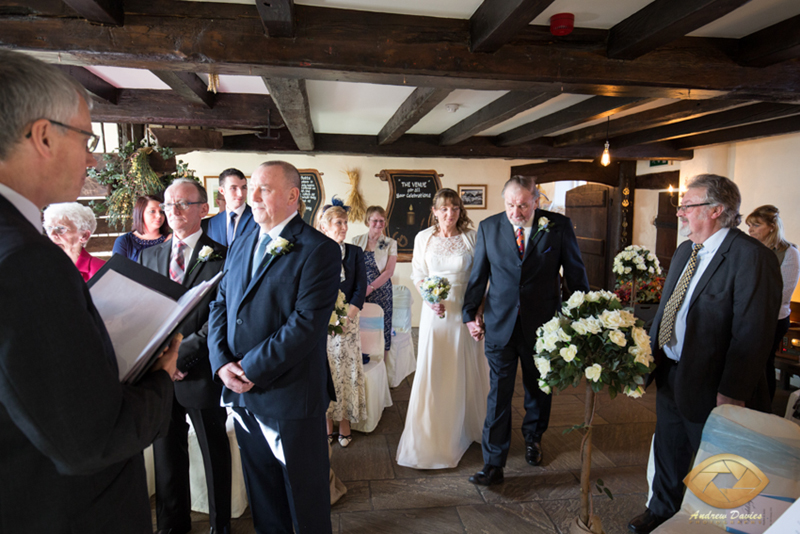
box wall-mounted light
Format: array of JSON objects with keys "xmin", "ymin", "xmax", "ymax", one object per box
[{"xmin": 600, "ymin": 117, "xmax": 611, "ymax": 166}]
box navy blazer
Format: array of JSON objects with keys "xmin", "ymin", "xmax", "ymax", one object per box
[
  {"xmin": 341, "ymin": 243, "xmax": 367, "ymax": 308},
  {"xmin": 140, "ymin": 233, "xmax": 227, "ymax": 409},
  {"xmin": 649, "ymin": 228, "xmax": 781, "ymax": 423},
  {"xmin": 203, "ymin": 205, "xmax": 258, "ymax": 246},
  {"xmin": 463, "ymin": 209, "xmax": 589, "ymax": 350},
  {"xmin": 0, "ymin": 194, "xmax": 173, "ymax": 533},
  {"xmin": 208, "ymin": 214, "xmax": 341, "ymax": 420}
]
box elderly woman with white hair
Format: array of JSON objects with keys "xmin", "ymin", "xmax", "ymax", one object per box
[{"xmin": 43, "ymin": 202, "xmax": 105, "ymax": 282}]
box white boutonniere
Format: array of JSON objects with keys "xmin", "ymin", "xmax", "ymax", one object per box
[
  {"xmin": 266, "ymin": 237, "xmax": 293, "ymax": 257},
  {"xmin": 532, "ymin": 216, "xmax": 552, "ymax": 240},
  {"xmin": 377, "ymin": 237, "xmax": 389, "ymax": 250},
  {"xmin": 186, "ymin": 245, "xmax": 223, "ymax": 277}
]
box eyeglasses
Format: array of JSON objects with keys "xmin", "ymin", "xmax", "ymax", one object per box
[
  {"xmin": 676, "ymin": 202, "xmax": 711, "ymax": 213},
  {"xmin": 160, "ymin": 201, "xmax": 205, "ymax": 212},
  {"xmin": 44, "ymin": 225, "xmax": 69, "ymax": 235},
  {"xmin": 26, "ymin": 119, "xmax": 100, "ymax": 152}
]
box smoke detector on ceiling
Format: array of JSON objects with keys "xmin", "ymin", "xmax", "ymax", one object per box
[{"xmin": 550, "ymin": 13, "xmax": 575, "ymax": 36}]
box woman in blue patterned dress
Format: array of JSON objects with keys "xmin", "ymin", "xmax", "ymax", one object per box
[{"xmin": 111, "ymin": 194, "xmax": 170, "ymax": 261}]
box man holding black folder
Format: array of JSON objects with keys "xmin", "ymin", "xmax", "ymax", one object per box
[
  {"xmin": 141, "ymin": 178, "xmax": 232, "ymax": 534},
  {"xmin": 0, "ymin": 50, "xmax": 179, "ymax": 532}
]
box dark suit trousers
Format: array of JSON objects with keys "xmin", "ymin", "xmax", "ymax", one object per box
[
  {"xmin": 649, "ymin": 359, "xmax": 705, "ymax": 518},
  {"xmin": 483, "ymin": 317, "xmax": 552, "ymax": 467},
  {"xmin": 232, "ymin": 407, "xmax": 331, "ymax": 534},
  {"xmin": 154, "ymin": 398, "xmax": 232, "ymax": 530}
]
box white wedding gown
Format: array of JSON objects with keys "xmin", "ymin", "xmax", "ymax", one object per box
[{"xmin": 396, "ymin": 232, "xmax": 490, "ymax": 469}]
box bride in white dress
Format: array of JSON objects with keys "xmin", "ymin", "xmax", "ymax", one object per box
[{"xmin": 396, "ymin": 188, "xmax": 490, "ymax": 469}]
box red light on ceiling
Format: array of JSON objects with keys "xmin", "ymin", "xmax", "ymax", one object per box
[{"xmin": 550, "ymin": 13, "xmax": 575, "ymax": 37}]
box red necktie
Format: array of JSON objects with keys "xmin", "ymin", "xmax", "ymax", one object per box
[
  {"xmin": 515, "ymin": 227, "xmax": 525, "ymax": 259},
  {"xmin": 170, "ymin": 240, "xmax": 187, "ymax": 283}
]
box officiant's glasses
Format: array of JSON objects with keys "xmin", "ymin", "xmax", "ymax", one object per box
[{"xmin": 25, "ymin": 119, "xmax": 99, "ymax": 153}]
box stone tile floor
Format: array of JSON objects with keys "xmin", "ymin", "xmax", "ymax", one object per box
[{"xmin": 158, "ymin": 330, "xmax": 797, "ymax": 533}]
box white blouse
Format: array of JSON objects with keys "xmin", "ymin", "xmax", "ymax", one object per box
[{"xmin": 351, "ymin": 233, "xmax": 398, "ymax": 272}]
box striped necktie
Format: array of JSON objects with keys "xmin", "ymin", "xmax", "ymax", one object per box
[
  {"xmin": 169, "ymin": 240, "xmax": 187, "ymax": 283},
  {"xmin": 515, "ymin": 227, "xmax": 525, "ymax": 259},
  {"xmin": 658, "ymin": 243, "xmax": 703, "ymax": 348}
]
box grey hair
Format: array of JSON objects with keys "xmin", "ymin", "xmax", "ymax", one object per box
[
  {"xmin": 167, "ymin": 178, "xmax": 208, "ymax": 203},
  {"xmin": 686, "ymin": 174, "xmax": 742, "ymax": 228},
  {"xmin": 502, "ymin": 175, "xmax": 540, "ymax": 200},
  {"xmin": 0, "ymin": 49, "xmax": 93, "ymax": 161},
  {"xmin": 43, "ymin": 202, "xmax": 98, "ymax": 235}
]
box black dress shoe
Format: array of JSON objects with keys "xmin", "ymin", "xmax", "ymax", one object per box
[
  {"xmin": 526, "ymin": 441, "xmax": 543, "ymax": 466},
  {"xmin": 628, "ymin": 509, "xmax": 668, "ymax": 534},
  {"xmin": 469, "ymin": 464, "xmax": 504, "ymax": 486}
]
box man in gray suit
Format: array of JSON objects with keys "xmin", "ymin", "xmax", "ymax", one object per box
[
  {"xmin": 0, "ymin": 49, "xmax": 179, "ymax": 533},
  {"xmin": 628, "ymin": 174, "xmax": 781, "ymax": 534}
]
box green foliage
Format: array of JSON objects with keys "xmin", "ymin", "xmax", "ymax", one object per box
[{"xmin": 595, "ymin": 478, "xmax": 614, "ymax": 500}]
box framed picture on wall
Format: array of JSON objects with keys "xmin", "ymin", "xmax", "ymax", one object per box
[
  {"xmin": 203, "ymin": 176, "xmax": 220, "ymax": 212},
  {"xmin": 458, "ymin": 184, "xmax": 486, "ymax": 209}
]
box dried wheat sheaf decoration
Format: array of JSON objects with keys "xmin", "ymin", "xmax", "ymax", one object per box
[{"xmin": 344, "ymin": 168, "xmax": 367, "ymax": 222}]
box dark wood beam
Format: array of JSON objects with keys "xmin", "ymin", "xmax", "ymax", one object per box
[
  {"xmin": 439, "ymin": 91, "xmax": 554, "ymax": 146},
  {"xmin": 90, "ymin": 89, "xmax": 284, "ymax": 129},
  {"xmin": 635, "ymin": 170, "xmax": 679, "ymax": 190},
  {"xmin": 261, "ymin": 77, "xmax": 314, "ymax": 151},
  {"xmin": 223, "ymin": 132, "xmax": 693, "ymax": 161},
  {"xmin": 736, "ymin": 14, "xmax": 800, "ymax": 67},
  {"xmin": 377, "ymin": 87, "xmax": 451, "ymax": 145},
  {"xmin": 607, "ymin": 0, "xmax": 751, "ymax": 60},
  {"xmin": 54, "ymin": 65, "xmax": 119, "ymax": 105},
  {"xmin": 496, "ymin": 97, "xmax": 652, "ymax": 146},
  {"xmin": 255, "ymin": 0, "xmax": 295, "ymax": 38},
  {"xmin": 509, "ymin": 161, "xmax": 622, "ymax": 187},
  {"xmin": 672, "ymin": 114, "xmax": 800, "ymax": 150},
  {"xmin": 552, "ymin": 99, "xmax": 746, "ymax": 148},
  {"xmin": 61, "ymin": 0, "xmax": 123, "ymax": 25},
  {"xmin": 150, "ymin": 71, "xmax": 215, "ymax": 108},
  {"xmin": 470, "ymin": 0, "xmax": 556, "ymax": 53},
  {"xmin": 0, "ymin": 0, "xmax": 75, "ymax": 16},
  {"xmin": 150, "ymin": 128, "xmax": 224, "ymax": 150},
  {"xmin": 611, "ymin": 103, "xmax": 800, "ymax": 148},
  {"xmin": 5, "ymin": 3, "xmax": 800, "ymax": 102}
]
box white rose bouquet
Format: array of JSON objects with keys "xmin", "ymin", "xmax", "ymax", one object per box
[
  {"xmin": 612, "ymin": 245, "xmax": 661, "ymax": 282},
  {"xmin": 328, "ymin": 290, "xmax": 349, "ymax": 336},
  {"xmin": 420, "ymin": 275, "xmax": 451, "ymax": 319}
]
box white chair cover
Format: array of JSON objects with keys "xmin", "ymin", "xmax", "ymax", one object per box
[
  {"xmin": 386, "ymin": 285, "xmax": 416, "ymax": 387},
  {"xmin": 360, "ymin": 302, "xmax": 384, "ymax": 357},
  {"xmin": 351, "ymin": 357, "xmax": 393, "ymax": 433}
]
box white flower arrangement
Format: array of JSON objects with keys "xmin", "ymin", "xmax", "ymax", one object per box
[
  {"xmin": 266, "ymin": 236, "xmax": 293, "ymax": 257},
  {"xmin": 328, "ymin": 290, "xmax": 349, "ymax": 336},
  {"xmin": 531, "ymin": 216, "xmax": 552, "ymax": 241},
  {"xmin": 612, "ymin": 245, "xmax": 661, "ymax": 283},
  {"xmin": 186, "ymin": 245, "xmax": 223, "ymax": 277},
  {"xmin": 420, "ymin": 275, "xmax": 451, "ymax": 319},
  {"xmin": 534, "ymin": 290, "xmax": 655, "ymax": 398}
]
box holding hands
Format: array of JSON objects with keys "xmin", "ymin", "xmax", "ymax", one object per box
[{"xmin": 467, "ymin": 314, "xmax": 485, "ymax": 341}]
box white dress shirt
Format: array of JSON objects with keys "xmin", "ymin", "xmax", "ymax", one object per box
[
  {"xmin": 512, "ymin": 219, "xmax": 533, "ymax": 253},
  {"xmin": 0, "ymin": 183, "xmax": 41, "ymax": 230},
  {"xmin": 173, "ymin": 229, "xmax": 203, "ymax": 268},
  {"xmin": 252, "ymin": 211, "xmax": 297, "ymax": 265},
  {"xmin": 664, "ymin": 227, "xmax": 730, "ymax": 362},
  {"xmin": 226, "ymin": 203, "xmax": 248, "ymax": 240}
]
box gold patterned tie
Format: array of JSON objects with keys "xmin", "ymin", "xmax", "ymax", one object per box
[{"xmin": 658, "ymin": 244, "xmax": 703, "ymax": 349}]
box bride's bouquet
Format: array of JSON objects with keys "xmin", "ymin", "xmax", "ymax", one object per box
[
  {"xmin": 328, "ymin": 290, "xmax": 348, "ymax": 336},
  {"xmin": 420, "ymin": 276, "xmax": 451, "ymax": 319}
]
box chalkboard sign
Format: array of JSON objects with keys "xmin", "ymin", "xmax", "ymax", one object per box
[
  {"xmin": 377, "ymin": 169, "xmax": 442, "ymax": 262},
  {"xmin": 298, "ymin": 169, "xmax": 325, "ymax": 226}
]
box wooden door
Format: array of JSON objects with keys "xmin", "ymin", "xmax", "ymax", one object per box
[
  {"xmin": 654, "ymin": 192, "xmax": 678, "ymax": 273},
  {"xmin": 566, "ymin": 184, "xmax": 612, "ymax": 290}
]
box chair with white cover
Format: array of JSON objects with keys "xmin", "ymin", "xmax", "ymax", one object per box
[
  {"xmin": 386, "ymin": 285, "xmax": 416, "ymax": 388},
  {"xmin": 653, "ymin": 405, "xmax": 800, "ymax": 534},
  {"xmin": 352, "ymin": 303, "xmax": 393, "ymax": 433}
]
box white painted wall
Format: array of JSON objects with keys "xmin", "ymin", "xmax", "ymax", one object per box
[{"xmin": 181, "ymin": 151, "xmax": 540, "ymax": 325}]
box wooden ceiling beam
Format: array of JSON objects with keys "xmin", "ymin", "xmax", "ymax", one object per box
[
  {"xmin": 497, "ymin": 97, "xmax": 653, "ymax": 146},
  {"xmin": 611, "ymin": 103, "xmax": 800, "ymax": 148},
  {"xmin": 255, "ymin": 0, "xmax": 295, "ymax": 38},
  {"xmin": 470, "ymin": 0, "xmax": 556, "ymax": 53},
  {"xmin": 509, "ymin": 161, "xmax": 621, "ymax": 187},
  {"xmin": 54, "ymin": 65, "xmax": 119, "ymax": 105},
  {"xmin": 607, "ymin": 0, "xmax": 751, "ymax": 60},
  {"xmin": 552, "ymin": 99, "xmax": 746, "ymax": 147},
  {"xmin": 673, "ymin": 114, "xmax": 800, "ymax": 150},
  {"xmin": 261, "ymin": 77, "xmax": 314, "ymax": 151},
  {"xmin": 223, "ymin": 132, "xmax": 693, "ymax": 161},
  {"xmin": 440, "ymin": 91, "xmax": 554, "ymax": 146},
  {"xmin": 736, "ymin": 14, "xmax": 800, "ymax": 67},
  {"xmin": 150, "ymin": 71, "xmax": 216, "ymax": 108},
  {"xmin": 150, "ymin": 128, "xmax": 224, "ymax": 151},
  {"xmin": 89, "ymin": 89, "xmax": 284, "ymax": 129},
  {"xmin": 377, "ymin": 87, "xmax": 452, "ymax": 145},
  {"xmin": 61, "ymin": 0, "xmax": 123, "ymax": 25},
  {"xmin": 4, "ymin": 3, "xmax": 800, "ymax": 101}
]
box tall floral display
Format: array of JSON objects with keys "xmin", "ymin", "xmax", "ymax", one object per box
[
  {"xmin": 535, "ymin": 290, "xmax": 656, "ymax": 533},
  {"xmin": 612, "ymin": 245, "xmax": 662, "ymax": 308}
]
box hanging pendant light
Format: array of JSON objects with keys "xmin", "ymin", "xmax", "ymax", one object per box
[{"xmin": 601, "ymin": 117, "xmax": 611, "ymax": 166}]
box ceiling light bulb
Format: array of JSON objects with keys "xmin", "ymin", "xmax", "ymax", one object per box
[{"xmin": 601, "ymin": 141, "xmax": 611, "ymax": 166}]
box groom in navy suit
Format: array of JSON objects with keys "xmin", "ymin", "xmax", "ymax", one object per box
[
  {"xmin": 203, "ymin": 168, "xmax": 258, "ymax": 247},
  {"xmin": 208, "ymin": 161, "xmax": 340, "ymax": 533},
  {"xmin": 463, "ymin": 175, "xmax": 589, "ymax": 485}
]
